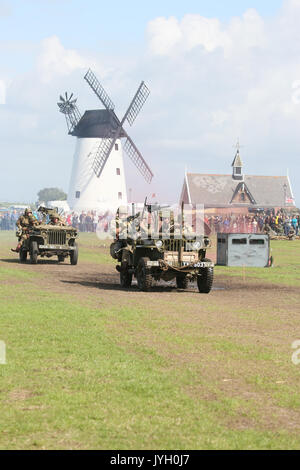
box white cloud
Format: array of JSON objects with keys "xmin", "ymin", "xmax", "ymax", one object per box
[
  {"xmin": 180, "ymin": 14, "xmax": 230, "ymax": 53},
  {"xmin": 141, "ymin": 1, "xmax": 300, "ymax": 204},
  {"xmin": 146, "ymin": 17, "xmax": 183, "ymax": 56},
  {"xmin": 37, "ymin": 36, "xmax": 90, "ymax": 83},
  {"xmin": 147, "ymin": 8, "xmax": 266, "ymax": 58},
  {"xmin": 292, "ymin": 80, "xmax": 300, "ymax": 104},
  {"xmin": 0, "ymin": 80, "xmax": 5, "ymax": 104},
  {"xmin": 2, "ymin": 1, "xmax": 300, "ymax": 205},
  {"xmin": 211, "ymin": 110, "xmax": 229, "ymax": 127}
]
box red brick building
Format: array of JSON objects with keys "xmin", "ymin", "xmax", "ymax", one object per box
[{"xmin": 180, "ymin": 148, "xmax": 295, "ymax": 215}]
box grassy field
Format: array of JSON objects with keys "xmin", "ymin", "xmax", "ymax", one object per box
[{"xmin": 0, "ymin": 230, "xmax": 300, "ymax": 449}]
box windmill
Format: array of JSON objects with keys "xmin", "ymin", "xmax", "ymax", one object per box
[
  {"xmin": 57, "ymin": 92, "xmax": 81, "ymax": 134},
  {"xmin": 57, "ymin": 69, "xmax": 153, "ymax": 213}
]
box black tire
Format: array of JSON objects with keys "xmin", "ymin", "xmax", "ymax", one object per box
[
  {"xmin": 30, "ymin": 241, "xmax": 38, "ymax": 264},
  {"xmin": 58, "ymin": 255, "xmax": 65, "ymax": 263},
  {"xmin": 110, "ymin": 242, "xmax": 118, "ymax": 260},
  {"xmin": 176, "ymin": 275, "xmax": 188, "ymax": 289},
  {"xmin": 137, "ymin": 257, "xmax": 152, "ymax": 291},
  {"xmin": 197, "ymin": 258, "xmax": 213, "ymax": 293},
  {"xmin": 70, "ymin": 243, "xmax": 78, "ymax": 265},
  {"xmin": 19, "ymin": 249, "xmax": 27, "ymax": 263},
  {"xmin": 120, "ymin": 263, "xmax": 132, "ymax": 288}
]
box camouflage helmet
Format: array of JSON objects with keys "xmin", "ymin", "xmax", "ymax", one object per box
[
  {"xmin": 24, "ymin": 208, "xmax": 32, "ymax": 215},
  {"xmin": 50, "ymin": 213, "xmax": 60, "ymax": 222}
]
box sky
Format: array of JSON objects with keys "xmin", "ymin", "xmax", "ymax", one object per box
[{"xmin": 1, "ymin": 0, "xmax": 300, "ymax": 206}]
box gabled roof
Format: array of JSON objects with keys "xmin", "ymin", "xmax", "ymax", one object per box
[
  {"xmin": 185, "ymin": 173, "xmax": 294, "ymax": 207},
  {"xmin": 230, "ymin": 181, "xmax": 256, "ymax": 204}
]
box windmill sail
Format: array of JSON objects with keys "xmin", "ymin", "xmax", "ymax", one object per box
[
  {"xmin": 91, "ymin": 132, "xmax": 117, "ymax": 178},
  {"xmin": 58, "ymin": 69, "xmax": 154, "ymax": 213},
  {"xmin": 84, "ymin": 68, "xmax": 115, "ymax": 111},
  {"xmin": 123, "ymin": 135, "xmax": 153, "ymax": 183},
  {"xmin": 123, "ymin": 81, "xmax": 150, "ymax": 126},
  {"xmin": 87, "ymin": 74, "xmax": 153, "ymax": 182}
]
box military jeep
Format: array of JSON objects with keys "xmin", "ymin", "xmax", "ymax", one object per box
[
  {"xmin": 18, "ymin": 207, "xmax": 78, "ymax": 265},
  {"xmin": 110, "ymin": 203, "xmax": 214, "ymax": 293}
]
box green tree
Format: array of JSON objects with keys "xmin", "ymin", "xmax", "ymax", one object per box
[{"xmin": 37, "ymin": 188, "xmax": 67, "ymax": 204}]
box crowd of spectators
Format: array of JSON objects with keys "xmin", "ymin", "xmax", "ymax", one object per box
[
  {"xmin": 0, "ymin": 208, "xmax": 115, "ymax": 233},
  {"xmin": 1, "ymin": 206, "xmax": 300, "ymax": 237},
  {"xmin": 204, "ymin": 209, "xmax": 300, "ymax": 236},
  {"xmin": 0, "ymin": 209, "xmax": 22, "ymax": 230},
  {"xmin": 68, "ymin": 211, "xmax": 115, "ymax": 233}
]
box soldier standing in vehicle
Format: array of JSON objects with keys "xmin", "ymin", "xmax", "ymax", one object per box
[
  {"xmin": 11, "ymin": 208, "xmax": 40, "ymax": 252},
  {"xmin": 48, "ymin": 213, "xmax": 66, "ymax": 226}
]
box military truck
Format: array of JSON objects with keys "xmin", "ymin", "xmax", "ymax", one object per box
[
  {"xmin": 18, "ymin": 207, "xmax": 78, "ymax": 265},
  {"xmin": 110, "ymin": 202, "xmax": 213, "ymax": 293}
]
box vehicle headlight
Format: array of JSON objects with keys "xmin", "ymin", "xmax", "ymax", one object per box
[
  {"xmin": 155, "ymin": 240, "xmax": 163, "ymax": 249},
  {"xmin": 192, "ymin": 241, "xmax": 201, "ymax": 250}
]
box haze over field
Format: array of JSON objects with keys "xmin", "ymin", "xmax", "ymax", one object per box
[{"xmin": 1, "ymin": 0, "xmax": 300, "ymax": 205}]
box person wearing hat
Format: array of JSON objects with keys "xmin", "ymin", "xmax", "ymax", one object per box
[
  {"xmin": 11, "ymin": 208, "xmax": 40, "ymax": 252},
  {"xmin": 48, "ymin": 213, "xmax": 66, "ymax": 226}
]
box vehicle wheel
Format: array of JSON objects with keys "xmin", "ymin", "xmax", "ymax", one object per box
[
  {"xmin": 19, "ymin": 249, "xmax": 27, "ymax": 263},
  {"xmin": 197, "ymin": 258, "xmax": 213, "ymax": 293},
  {"xmin": 176, "ymin": 275, "xmax": 188, "ymax": 289},
  {"xmin": 120, "ymin": 263, "xmax": 132, "ymax": 288},
  {"xmin": 137, "ymin": 257, "xmax": 152, "ymax": 291},
  {"xmin": 58, "ymin": 255, "xmax": 65, "ymax": 263},
  {"xmin": 70, "ymin": 243, "xmax": 78, "ymax": 265},
  {"xmin": 30, "ymin": 241, "xmax": 38, "ymax": 264}
]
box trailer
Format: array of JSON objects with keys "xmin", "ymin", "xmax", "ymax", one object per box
[{"xmin": 217, "ymin": 233, "xmax": 271, "ymax": 267}]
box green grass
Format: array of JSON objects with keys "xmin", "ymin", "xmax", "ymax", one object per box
[
  {"xmin": 0, "ymin": 285, "xmax": 228, "ymax": 449},
  {"xmin": 0, "ymin": 284, "xmax": 298, "ymax": 450},
  {"xmin": 0, "ymin": 266, "xmax": 37, "ymax": 281},
  {"xmin": 1, "ymin": 231, "xmax": 300, "ymax": 449}
]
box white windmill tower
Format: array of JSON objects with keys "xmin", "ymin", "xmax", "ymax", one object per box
[{"xmin": 57, "ymin": 69, "xmax": 154, "ymax": 213}]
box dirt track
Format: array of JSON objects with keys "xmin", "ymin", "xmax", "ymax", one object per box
[
  {"xmin": 2, "ymin": 244, "xmax": 300, "ymax": 436},
  {"xmin": 3, "ymin": 252, "xmax": 300, "ymax": 313}
]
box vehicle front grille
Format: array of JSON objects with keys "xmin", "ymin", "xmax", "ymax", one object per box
[
  {"xmin": 163, "ymin": 239, "xmax": 197, "ymax": 251},
  {"xmin": 48, "ymin": 230, "xmax": 67, "ymax": 245},
  {"xmin": 163, "ymin": 239, "xmax": 182, "ymax": 252}
]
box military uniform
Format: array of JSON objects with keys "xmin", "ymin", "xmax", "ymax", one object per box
[
  {"xmin": 16, "ymin": 214, "xmax": 39, "ymax": 231},
  {"xmin": 13, "ymin": 209, "xmax": 39, "ymax": 252},
  {"xmin": 110, "ymin": 211, "xmax": 135, "ymax": 267},
  {"xmin": 48, "ymin": 217, "xmax": 66, "ymax": 226},
  {"xmin": 46, "ymin": 209, "xmax": 66, "ymax": 226},
  {"xmin": 263, "ymin": 223, "xmax": 271, "ymax": 234}
]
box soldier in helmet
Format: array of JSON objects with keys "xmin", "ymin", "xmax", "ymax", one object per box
[
  {"xmin": 11, "ymin": 208, "xmax": 40, "ymax": 252},
  {"xmin": 48, "ymin": 212, "xmax": 66, "ymax": 226},
  {"xmin": 110, "ymin": 207, "xmax": 135, "ymax": 268}
]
